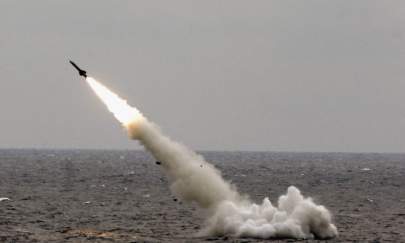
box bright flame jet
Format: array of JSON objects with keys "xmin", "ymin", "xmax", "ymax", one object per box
[
  {"xmin": 69, "ymin": 60, "xmax": 143, "ymax": 126},
  {"xmin": 85, "ymin": 77, "xmax": 143, "ymax": 126}
]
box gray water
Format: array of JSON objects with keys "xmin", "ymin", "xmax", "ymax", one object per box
[{"xmin": 0, "ymin": 149, "xmax": 404, "ymax": 242}]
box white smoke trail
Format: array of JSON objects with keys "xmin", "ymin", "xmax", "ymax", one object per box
[
  {"xmin": 127, "ymin": 120, "xmax": 242, "ymax": 209},
  {"xmin": 127, "ymin": 119, "xmax": 337, "ymax": 239},
  {"xmin": 86, "ymin": 77, "xmax": 338, "ymax": 239}
]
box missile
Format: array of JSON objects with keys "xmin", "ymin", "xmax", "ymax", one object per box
[{"xmin": 69, "ymin": 60, "xmax": 87, "ymax": 78}]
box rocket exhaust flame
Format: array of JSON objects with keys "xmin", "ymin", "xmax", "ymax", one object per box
[
  {"xmin": 85, "ymin": 77, "xmax": 338, "ymax": 239},
  {"xmin": 86, "ymin": 77, "xmax": 143, "ymax": 126}
]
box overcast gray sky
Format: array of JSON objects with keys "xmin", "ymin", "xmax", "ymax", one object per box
[{"xmin": 0, "ymin": 1, "xmax": 404, "ymax": 152}]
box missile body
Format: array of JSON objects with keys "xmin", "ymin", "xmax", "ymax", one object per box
[{"xmin": 69, "ymin": 60, "xmax": 87, "ymax": 78}]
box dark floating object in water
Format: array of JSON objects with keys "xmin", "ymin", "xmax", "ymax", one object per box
[{"xmin": 156, "ymin": 161, "xmax": 161, "ymax": 165}]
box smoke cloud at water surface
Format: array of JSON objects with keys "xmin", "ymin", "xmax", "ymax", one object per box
[
  {"xmin": 127, "ymin": 119, "xmax": 338, "ymax": 239},
  {"xmin": 86, "ymin": 77, "xmax": 338, "ymax": 239}
]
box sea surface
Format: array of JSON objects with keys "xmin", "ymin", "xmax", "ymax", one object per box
[{"xmin": 0, "ymin": 149, "xmax": 404, "ymax": 242}]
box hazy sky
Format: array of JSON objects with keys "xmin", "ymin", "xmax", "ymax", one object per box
[{"xmin": 0, "ymin": 1, "xmax": 404, "ymax": 152}]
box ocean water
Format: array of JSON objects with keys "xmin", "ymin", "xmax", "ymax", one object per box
[
  {"xmin": 0, "ymin": 149, "xmax": 404, "ymax": 242},
  {"xmin": 1, "ymin": 148, "xmax": 404, "ymax": 164}
]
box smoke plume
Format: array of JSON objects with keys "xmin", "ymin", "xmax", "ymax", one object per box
[
  {"xmin": 86, "ymin": 77, "xmax": 338, "ymax": 239},
  {"xmin": 126, "ymin": 119, "xmax": 338, "ymax": 239}
]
